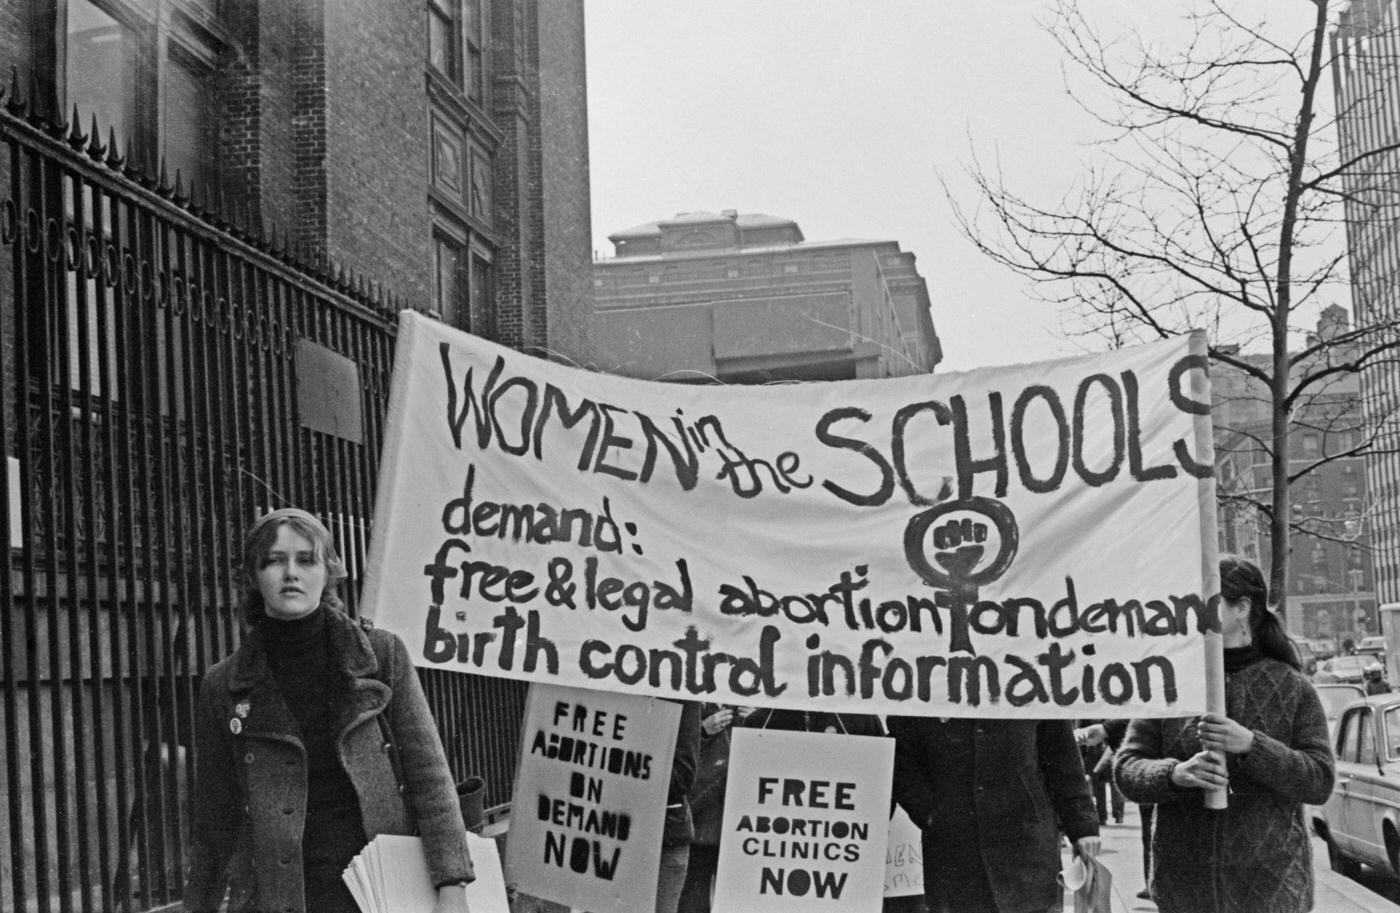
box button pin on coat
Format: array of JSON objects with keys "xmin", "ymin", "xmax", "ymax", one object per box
[{"xmin": 230, "ymin": 718, "xmax": 243, "ymax": 735}]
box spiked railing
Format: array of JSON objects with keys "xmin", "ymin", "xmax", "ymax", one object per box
[{"xmin": 1, "ymin": 67, "xmax": 404, "ymax": 324}]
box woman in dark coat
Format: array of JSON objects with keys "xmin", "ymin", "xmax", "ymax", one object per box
[
  {"xmin": 887, "ymin": 716, "xmax": 1099, "ymax": 913},
  {"xmin": 1114, "ymin": 556, "xmax": 1335, "ymax": 913},
  {"xmin": 678, "ymin": 704, "xmax": 751, "ymax": 913},
  {"xmin": 185, "ymin": 508, "xmax": 473, "ymax": 913}
]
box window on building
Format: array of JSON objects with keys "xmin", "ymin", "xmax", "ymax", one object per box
[
  {"xmin": 428, "ymin": 0, "xmax": 486, "ymax": 102},
  {"xmin": 63, "ymin": 0, "xmax": 223, "ymax": 182},
  {"xmin": 434, "ymin": 233, "xmax": 467, "ymax": 329},
  {"xmin": 470, "ymin": 253, "xmax": 493, "ymax": 337},
  {"xmin": 464, "ymin": 0, "xmax": 484, "ymax": 101},
  {"xmin": 164, "ymin": 47, "xmax": 216, "ymax": 194},
  {"xmin": 432, "ymin": 233, "xmax": 494, "ymax": 336},
  {"xmin": 49, "ymin": 0, "xmax": 223, "ymax": 401},
  {"xmin": 511, "ymin": 0, "xmax": 528, "ymax": 73},
  {"xmin": 66, "ymin": 0, "xmax": 138, "ymax": 151},
  {"xmin": 1301, "ymin": 433, "xmax": 1320, "ymax": 456},
  {"xmin": 428, "ymin": 0, "xmax": 460, "ymax": 83}
]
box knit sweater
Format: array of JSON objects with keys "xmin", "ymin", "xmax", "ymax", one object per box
[{"xmin": 1114, "ymin": 656, "xmax": 1335, "ymax": 913}]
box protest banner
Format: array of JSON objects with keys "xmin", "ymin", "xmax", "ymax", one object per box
[
  {"xmin": 883, "ymin": 806, "xmax": 923, "ymax": 898},
  {"xmin": 363, "ymin": 311, "xmax": 1218, "ymax": 717},
  {"xmin": 712, "ymin": 729, "xmax": 893, "ymax": 913},
  {"xmin": 503, "ymin": 683, "xmax": 679, "ymax": 913}
]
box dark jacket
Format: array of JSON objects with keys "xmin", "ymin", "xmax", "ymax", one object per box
[
  {"xmin": 742, "ymin": 707, "xmax": 885, "ymax": 737},
  {"xmin": 1114, "ymin": 658, "xmax": 1334, "ymax": 913},
  {"xmin": 688, "ymin": 702, "xmax": 732, "ymax": 846},
  {"xmin": 888, "ymin": 717, "xmax": 1098, "ymax": 913},
  {"xmin": 662, "ymin": 701, "xmax": 702, "ymax": 846},
  {"xmin": 184, "ymin": 609, "xmax": 473, "ymax": 913}
]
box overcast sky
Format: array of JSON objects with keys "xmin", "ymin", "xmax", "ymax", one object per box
[{"xmin": 583, "ymin": 1, "xmax": 1327, "ymax": 373}]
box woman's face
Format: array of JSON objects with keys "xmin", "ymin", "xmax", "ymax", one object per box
[{"xmin": 255, "ymin": 524, "xmax": 327, "ymax": 620}]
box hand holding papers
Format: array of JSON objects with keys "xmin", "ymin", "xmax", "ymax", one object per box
[
  {"xmin": 1059, "ymin": 852, "xmax": 1112, "ymax": 913},
  {"xmin": 343, "ymin": 833, "xmax": 509, "ymax": 913}
]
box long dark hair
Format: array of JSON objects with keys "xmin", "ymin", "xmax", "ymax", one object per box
[
  {"xmin": 1219, "ymin": 555, "xmax": 1299, "ymax": 670},
  {"xmin": 238, "ymin": 507, "xmax": 347, "ymax": 626}
]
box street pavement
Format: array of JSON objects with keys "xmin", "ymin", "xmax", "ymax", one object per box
[{"xmin": 1067, "ymin": 804, "xmax": 1400, "ymax": 913}]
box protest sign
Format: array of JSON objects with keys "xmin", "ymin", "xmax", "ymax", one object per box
[
  {"xmin": 363, "ymin": 311, "xmax": 1218, "ymax": 717},
  {"xmin": 503, "ymin": 684, "xmax": 679, "ymax": 913},
  {"xmin": 883, "ymin": 806, "xmax": 923, "ymax": 898},
  {"xmin": 712, "ymin": 729, "xmax": 893, "ymax": 913}
]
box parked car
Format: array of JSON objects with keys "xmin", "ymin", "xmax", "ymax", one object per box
[
  {"xmin": 1316, "ymin": 654, "xmax": 1374, "ymax": 684},
  {"xmin": 1312, "ymin": 693, "xmax": 1400, "ymax": 877},
  {"xmin": 1358, "ymin": 636, "xmax": 1387, "ymax": 663},
  {"xmin": 1310, "ymin": 639, "xmax": 1340, "ymax": 662}
]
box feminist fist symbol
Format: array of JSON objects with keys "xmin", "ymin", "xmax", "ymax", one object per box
[
  {"xmin": 932, "ymin": 518, "xmax": 989, "ymax": 580},
  {"xmin": 904, "ymin": 497, "xmax": 1019, "ymax": 654}
]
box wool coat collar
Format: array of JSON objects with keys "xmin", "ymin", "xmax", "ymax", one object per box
[{"xmin": 224, "ymin": 607, "xmax": 391, "ymax": 742}]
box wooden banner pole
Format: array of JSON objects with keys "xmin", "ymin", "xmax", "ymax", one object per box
[{"xmin": 1186, "ymin": 329, "xmax": 1227, "ymax": 811}]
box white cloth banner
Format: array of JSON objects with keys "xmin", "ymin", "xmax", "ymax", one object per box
[{"xmin": 363, "ymin": 311, "xmax": 1217, "ymax": 717}]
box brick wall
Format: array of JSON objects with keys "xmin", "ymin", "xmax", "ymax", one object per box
[
  {"xmin": 536, "ymin": 0, "xmax": 593, "ymax": 364},
  {"xmin": 490, "ymin": 0, "xmax": 537, "ymax": 351},
  {"xmin": 293, "ymin": 0, "xmax": 328, "ymax": 258},
  {"xmin": 323, "ymin": 0, "xmax": 430, "ymax": 307}
]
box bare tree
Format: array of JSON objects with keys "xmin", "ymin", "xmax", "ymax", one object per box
[{"xmin": 950, "ymin": 0, "xmax": 1400, "ymax": 615}]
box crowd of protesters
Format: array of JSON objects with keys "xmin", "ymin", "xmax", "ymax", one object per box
[{"xmin": 183, "ymin": 514, "xmax": 1334, "ymax": 913}]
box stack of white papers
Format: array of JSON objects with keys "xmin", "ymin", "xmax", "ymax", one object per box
[{"xmin": 342, "ymin": 833, "xmax": 509, "ymax": 913}]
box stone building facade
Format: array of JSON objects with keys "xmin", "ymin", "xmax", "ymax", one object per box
[{"xmin": 593, "ymin": 210, "xmax": 940, "ymax": 383}]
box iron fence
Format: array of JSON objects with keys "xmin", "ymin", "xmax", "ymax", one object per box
[{"xmin": 0, "ymin": 90, "xmax": 524, "ymax": 913}]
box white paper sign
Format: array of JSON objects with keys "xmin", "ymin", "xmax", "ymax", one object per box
[
  {"xmin": 882, "ymin": 805, "xmax": 924, "ymax": 898},
  {"xmin": 503, "ymin": 684, "xmax": 679, "ymax": 913},
  {"xmin": 341, "ymin": 833, "xmax": 508, "ymax": 913},
  {"xmin": 713, "ymin": 729, "xmax": 894, "ymax": 913},
  {"xmin": 364, "ymin": 312, "xmax": 1218, "ymax": 717}
]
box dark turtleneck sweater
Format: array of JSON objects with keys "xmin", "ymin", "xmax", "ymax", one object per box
[
  {"xmin": 261, "ymin": 608, "xmax": 365, "ymax": 900},
  {"xmin": 1224, "ymin": 644, "xmax": 1263, "ymax": 674}
]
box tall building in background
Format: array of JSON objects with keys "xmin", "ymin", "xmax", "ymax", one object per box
[
  {"xmin": 1213, "ymin": 307, "xmax": 1375, "ymax": 648},
  {"xmin": 1332, "ymin": 0, "xmax": 1400, "ymax": 609},
  {"xmin": 592, "ymin": 211, "xmax": 940, "ymax": 382}
]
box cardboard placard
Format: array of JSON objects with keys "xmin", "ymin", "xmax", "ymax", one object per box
[
  {"xmin": 504, "ymin": 684, "xmax": 679, "ymax": 913},
  {"xmin": 713, "ymin": 729, "xmax": 893, "ymax": 913}
]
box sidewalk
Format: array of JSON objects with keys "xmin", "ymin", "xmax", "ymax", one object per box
[{"xmin": 1069, "ymin": 804, "xmax": 1400, "ymax": 913}]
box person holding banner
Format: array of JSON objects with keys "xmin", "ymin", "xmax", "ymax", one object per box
[
  {"xmin": 886, "ymin": 716, "xmax": 1098, "ymax": 913},
  {"xmin": 1114, "ymin": 556, "xmax": 1335, "ymax": 913},
  {"xmin": 184, "ymin": 509, "xmax": 474, "ymax": 913}
]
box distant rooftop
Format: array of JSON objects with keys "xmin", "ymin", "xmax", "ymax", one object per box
[{"xmin": 607, "ymin": 210, "xmax": 835, "ymax": 258}]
